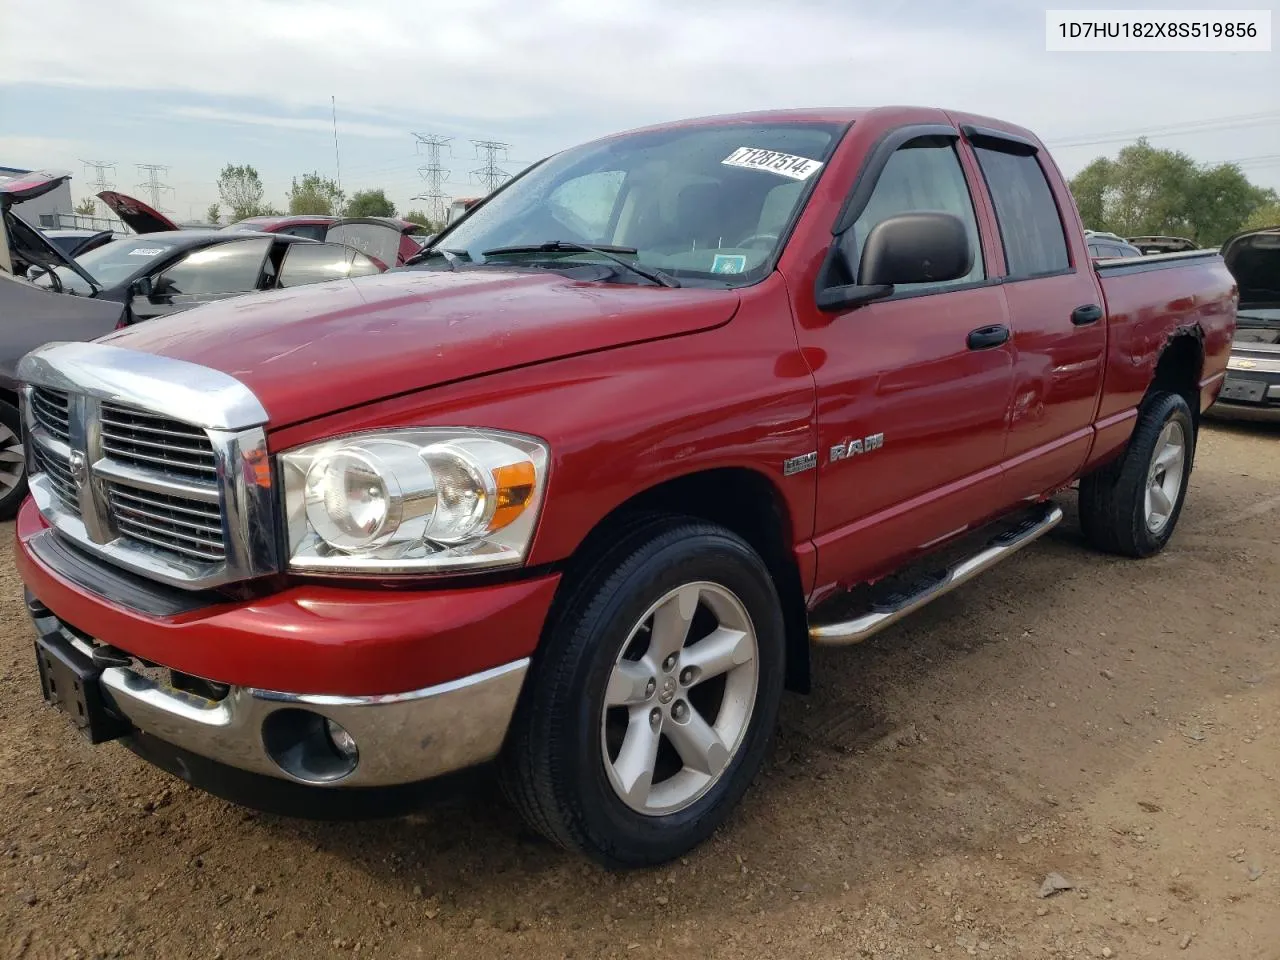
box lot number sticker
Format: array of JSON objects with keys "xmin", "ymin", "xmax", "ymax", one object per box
[
  {"xmin": 129, "ymin": 248, "xmax": 166, "ymax": 256},
  {"xmin": 722, "ymin": 147, "xmax": 824, "ymax": 180}
]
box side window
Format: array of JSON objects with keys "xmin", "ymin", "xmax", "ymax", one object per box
[
  {"xmin": 279, "ymin": 224, "xmax": 328, "ymax": 242},
  {"xmin": 548, "ymin": 170, "xmax": 625, "ymax": 241},
  {"xmin": 277, "ymin": 243, "xmax": 381, "ymax": 288},
  {"xmin": 973, "ymin": 146, "xmax": 1070, "ymax": 278},
  {"xmin": 847, "ymin": 140, "xmax": 985, "ymax": 291},
  {"xmin": 151, "ymin": 238, "xmax": 272, "ymax": 296},
  {"xmin": 1088, "ymin": 243, "xmax": 1103, "ymax": 258}
]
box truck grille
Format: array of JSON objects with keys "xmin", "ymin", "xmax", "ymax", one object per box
[
  {"xmin": 19, "ymin": 342, "xmax": 277, "ymax": 590},
  {"xmin": 31, "ymin": 388, "xmax": 71, "ymax": 442},
  {"xmin": 105, "ymin": 482, "xmax": 227, "ymax": 562},
  {"xmin": 99, "ymin": 403, "xmax": 219, "ymax": 482}
]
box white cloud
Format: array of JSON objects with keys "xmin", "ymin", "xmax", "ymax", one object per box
[{"xmin": 165, "ymin": 106, "xmax": 404, "ymax": 140}]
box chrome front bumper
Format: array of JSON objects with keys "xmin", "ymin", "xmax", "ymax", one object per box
[{"xmin": 30, "ymin": 604, "xmax": 528, "ymax": 788}]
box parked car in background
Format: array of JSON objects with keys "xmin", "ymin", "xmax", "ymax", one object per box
[
  {"xmin": 221, "ymin": 215, "xmax": 337, "ymax": 241},
  {"xmin": 447, "ymin": 197, "xmax": 483, "ymax": 225},
  {"xmin": 1084, "ymin": 231, "xmax": 1142, "ymax": 259},
  {"xmin": 14, "ymin": 106, "xmax": 1235, "ymax": 867},
  {"xmin": 1, "ymin": 174, "xmax": 130, "ymax": 516},
  {"xmin": 33, "ymin": 231, "xmax": 383, "ymax": 320},
  {"xmin": 1127, "ymin": 235, "xmax": 1199, "ymax": 255},
  {"xmin": 1213, "ymin": 224, "xmax": 1280, "ymax": 417}
]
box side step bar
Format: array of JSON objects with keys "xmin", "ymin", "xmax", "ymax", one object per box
[{"xmin": 808, "ymin": 503, "xmax": 1064, "ymax": 646}]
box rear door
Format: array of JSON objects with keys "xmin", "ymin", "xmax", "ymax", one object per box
[
  {"xmin": 963, "ymin": 128, "xmax": 1106, "ymax": 500},
  {"xmin": 796, "ymin": 126, "xmax": 1015, "ymax": 585},
  {"xmin": 132, "ymin": 237, "xmax": 272, "ymax": 320}
]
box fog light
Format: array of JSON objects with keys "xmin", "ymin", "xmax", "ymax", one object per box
[{"xmin": 325, "ymin": 718, "xmax": 358, "ymax": 761}]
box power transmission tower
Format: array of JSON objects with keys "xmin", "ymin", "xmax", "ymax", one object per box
[
  {"xmin": 470, "ymin": 140, "xmax": 510, "ymax": 193},
  {"xmin": 80, "ymin": 160, "xmax": 116, "ymax": 219},
  {"xmin": 411, "ymin": 134, "xmax": 452, "ymax": 225},
  {"xmin": 135, "ymin": 164, "xmax": 174, "ymax": 212}
]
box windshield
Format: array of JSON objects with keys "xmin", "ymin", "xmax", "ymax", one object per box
[
  {"xmin": 45, "ymin": 236, "xmax": 181, "ymax": 294},
  {"xmin": 428, "ymin": 121, "xmax": 843, "ymax": 287}
]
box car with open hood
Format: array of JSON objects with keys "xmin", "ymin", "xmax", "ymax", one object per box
[
  {"xmin": 1213, "ymin": 224, "xmax": 1280, "ymax": 417},
  {"xmin": 0, "ymin": 172, "xmax": 131, "ymax": 516}
]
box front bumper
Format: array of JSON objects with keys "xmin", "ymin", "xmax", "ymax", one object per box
[
  {"xmin": 27, "ymin": 592, "xmax": 529, "ymax": 788},
  {"xmin": 17, "ymin": 498, "xmax": 560, "ymax": 791}
]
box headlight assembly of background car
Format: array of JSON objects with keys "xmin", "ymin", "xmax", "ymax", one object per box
[{"xmin": 280, "ymin": 428, "xmax": 549, "ymax": 574}]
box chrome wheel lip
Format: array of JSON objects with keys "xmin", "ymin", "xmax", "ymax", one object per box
[
  {"xmin": 600, "ymin": 580, "xmax": 759, "ymax": 817},
  {"xmin": 1144, "ymin": 419, "xmax": 1186, "ymax": 535},
  {"xmin": 0, "ymin": 421, "xmax": 25, "ymax": 497}
]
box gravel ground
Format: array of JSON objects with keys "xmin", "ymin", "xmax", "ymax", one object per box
[{"xmin": 1, "ymin": 417, "xmax": 1278, "ymax": 960}]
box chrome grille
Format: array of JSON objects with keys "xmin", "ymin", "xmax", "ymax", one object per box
[
  {"xmin": 31, "ymin": 387, "xmax": 70, "ymax": 442},
  {"xmin": 100, "ymin": 403, "xmax": 218, "ymax": 482},
  {"xmin": 105, "ymin": 482, "xmax": 226, "ymax": 562},
  {"xmin": 19, "ymin": 341, "xmax": 278, "ymax": 590},
  {"xmin": 32, "ymin": 443, "xmax": 79, "ymax": 515}
]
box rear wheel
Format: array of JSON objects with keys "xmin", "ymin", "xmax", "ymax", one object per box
[
  {"xmin": 501, "ymin": 517, "xmax": 785, "ymax": 868},
  {"xmin": 1079, "ymin": 391, "xmax": 1195, "ymax": 557},
  {"xmin": 0, "ymin": 400, "xmax": 28, "ymax": 520}
]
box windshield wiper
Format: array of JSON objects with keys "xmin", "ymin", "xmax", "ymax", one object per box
[
  {"xmin": 406, "ymin": 247, "xmax": 465, "ymax": 270},
  {"xmin": 480, "ymin": 241, "xmax": 681, "ymax": 288}
]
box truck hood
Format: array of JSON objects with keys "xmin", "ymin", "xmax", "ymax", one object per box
[{"xmin": 103, "ymin": 268, "xmax": 740, "ymax": 427}]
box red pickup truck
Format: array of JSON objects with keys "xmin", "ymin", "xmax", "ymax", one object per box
[{"xmin": 16, "ymin": 107, "xmax": 1235, "ymax": 868}]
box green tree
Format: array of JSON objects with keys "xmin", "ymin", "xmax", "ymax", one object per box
[
  {"xmin": 1069, "ymin": 139, "xmax": 1277, "ymax": 246},
  {"xmin": 1239, "ymin": 202, "xmax": 1280, "ymax": 233},
  {"xmin": 345, "ymin": 188, "xmax": 397, "ymax": 218},
  {"xmin": 217, "ymin": 164, "xmax": 272, "ymax": 221},
  {"xmin": 404, "ymin": 208, "xmax": 442, "ymax": 232},
  {"xmin": 205, "ymin": 203, "xmax": 221, "ymax": 225},
  {"xmin": 288, "ymin": 172, "xmax": 344, "ymax": 216},
  {"xmin": 73, "ymin": 197, "xmax": 97, "ymax": 216}
]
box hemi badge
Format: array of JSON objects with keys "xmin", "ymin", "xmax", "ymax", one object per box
[{"xmin": 783, "ymin": 452, "xmax": 818, "ymax": 476}]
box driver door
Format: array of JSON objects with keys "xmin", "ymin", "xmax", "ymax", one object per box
[{"xmin": 132, "ymin": 237, "xmax": 272, "ymax": 320}]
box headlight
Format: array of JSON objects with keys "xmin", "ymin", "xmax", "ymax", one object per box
[{"xmin": 281, "ymin": 428, "xmax": 548, "ymax": 574}]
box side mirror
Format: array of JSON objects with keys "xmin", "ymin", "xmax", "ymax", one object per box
[
  {"xmin": 859, "ymin": 212, "xmax": 973, "ymax": 286},
  {"xmin": 131, "ymin": 276, "xmax": 154, "ymax": 298},
  {"xmin": 816, "ymin": 212, "xmax": 973, "ymax": 312}
]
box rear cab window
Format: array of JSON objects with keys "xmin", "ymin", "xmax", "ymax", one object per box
[{"xmin": 971, "ymin": 139, "xmax": 1070, "ymax": 279}]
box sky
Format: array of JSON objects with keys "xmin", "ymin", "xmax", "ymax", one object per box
[{"xmin": 1, "ymin": 0, "xmax": 1276, "ymax": 223}]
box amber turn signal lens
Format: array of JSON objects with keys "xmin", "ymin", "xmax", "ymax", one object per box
[{"xmin": 490, "ymin": 460, "xmax": 537, "ymax": 530}]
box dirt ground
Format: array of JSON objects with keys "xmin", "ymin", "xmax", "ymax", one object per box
[{"xmin": 1, "ymin": 416, "xmax": 1278, "ymax": 960}]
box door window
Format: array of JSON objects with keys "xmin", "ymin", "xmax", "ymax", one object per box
[
  {"xmin": 151, "ymin": 238, "xmax": 272, "ymax": 297},
  {"xmin": 847, "ymin": 139, "xmax": 985, "ymax": 292},
  {"xmin": 973, "ymin": 146, "xmax": 1070, "ymax": 278},
  {"xmin": 277, "ymin": 243, "xmax": 382, "ymax": 287}
]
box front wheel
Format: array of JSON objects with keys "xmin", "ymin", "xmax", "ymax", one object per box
[
  {"xmin": 501, "ymin": 517, "xmax": 785, "ymax": 868},
  {"xmin": 1079, "ymin": 391, "xmax": 1195, "ymax": 557},
  {"xmin": 0, "ymin": 400, "xmax": 28, "ymax": 520}
]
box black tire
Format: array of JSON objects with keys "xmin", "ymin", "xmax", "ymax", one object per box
[
  {"xmin": 1078, "ymin": 391, "xmax": 1195, "ymax": 558},
  {"xmin": 0, "ymin": 400, "xmax": 28, "ymax": 521},
  {"xmin": 501, "ymin": 516, "xmax": 785, "ymax": 868}
]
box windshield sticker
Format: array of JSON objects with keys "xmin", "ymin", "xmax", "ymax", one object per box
[
  {"xmin": 711, "ymin": 253, "xmax": 748, "ymax": 275},
  {"xmin": 722, "ymin": 147, "xmax": 824, "ymax": 181},
  {"xmin": 129, "ymin": 248, "xmax": 165, "ymax": 256}
]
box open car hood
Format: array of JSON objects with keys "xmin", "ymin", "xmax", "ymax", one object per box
[
  {"xmin": 0, "ymin": 169, "xmax": 72, "ymax": 208},
  {"xmin": 97, "ymin": 190, "xmax": 179, "ymax": 234},
  {"xmin": 1221, "ymin": 225, "xmax": 1280, "ymax": 309}
]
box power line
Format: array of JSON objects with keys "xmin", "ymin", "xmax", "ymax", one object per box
[
  {"xmin": 80, "ymin": 159, "xmax": 116, "ymax": 218},
  {"xmin": 1047, "ymin": 110, "xmax": 1280, "ymax": 149},
  {"xmin": 470, "ymin": 139, "xmax": 510, "ymax": 192},
  {"xmin": 135, "ymin": 164, "xmax": 174, "ymax": 211},
  {"xmin": 411, "ymin": 133, "xmax": 452, "ymax": 223}
]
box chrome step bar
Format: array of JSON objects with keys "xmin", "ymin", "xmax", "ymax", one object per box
[{"xmin": 809, "ymin": 503, "xmax": 1064, "ymax": 646}]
